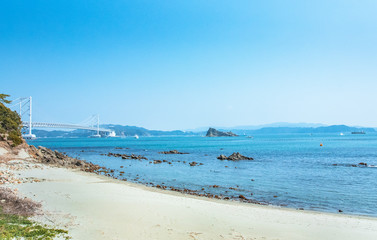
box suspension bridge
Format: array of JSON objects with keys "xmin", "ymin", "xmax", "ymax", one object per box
[{"xmin": 8, "ymin": 97, "xmax": 116, "ymax": 139}]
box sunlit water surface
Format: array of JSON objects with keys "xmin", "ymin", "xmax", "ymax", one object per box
[{"xmin": 28, "ymin": 133, "xmax": 377, "ymax": 217}]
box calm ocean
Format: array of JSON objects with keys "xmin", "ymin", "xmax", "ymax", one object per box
[{"xmin": 28, "ymin": 133, "xmax": 377, "ymax": 217}]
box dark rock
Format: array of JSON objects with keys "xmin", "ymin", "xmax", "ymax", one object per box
[
  {"xmin": 239, "ymin": 195, "xmax": 247, "ymax": 200},
  {"xmin": 217, "ymin": 152, "xmax": 254, "ymax": 161},
  {"xmin": 159, "ymin": 150, "xmax": 188, "ymax": 154},
  {"xmin": 189, "ymin": 162, "xmax": 198, "ymax": 166},
  {"xmin": 54, "ymin": 151, "xmax": 65, "ymax": 160},
  {"xmin": 206, "ymin": 128, "xmax": 238, "ymax": 137},
  {"xmin": 30, "ymin": 146, "xmax": 102, "ymax": 173},
  {"xmin": 107, "ymin": 152, "xmax": 147, "ymax": 160}
]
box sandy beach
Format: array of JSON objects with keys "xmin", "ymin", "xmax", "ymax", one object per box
[{"xmin": 1, "ymin": 146, "xmax": 377, "ymax": 240}]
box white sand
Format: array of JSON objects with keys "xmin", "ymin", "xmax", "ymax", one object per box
[
  {"xmin": 12, "ymin": 164, "xmax": 377, "ymax": 240},
  {"xmin": 0, "ymin": 146, "xmax": 8, "ymax": 156}
]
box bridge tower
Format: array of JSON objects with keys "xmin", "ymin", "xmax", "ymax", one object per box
[
  {"xmin": 10, "ymin": 96, "xmax": 36, "ymax": 139},
  {"xmin": 90, "ymin": 114, "xmax": 101, "ymax": 138},
  {"xmin": 9, "ymin": 96, "xmax": 116, "ymax": 138}
]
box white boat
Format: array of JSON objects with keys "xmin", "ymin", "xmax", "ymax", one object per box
[
  {"xmin": 340, "ymin": 133, "xmax": 344, "ymax": 136},
  {"xmin": 134, "ymin": 134, "xmax": 139, "ymax": 139},
  {"xmin": 90, "ymin": 134, "xmax": 101, "ymax": 138},
  {"xmin": 22, "ymin": 134, "xmax": 37, "ymax": 140}
]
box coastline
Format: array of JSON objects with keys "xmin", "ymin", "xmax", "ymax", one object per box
[{"xmin": 1, "ymin": 146, "xmax": 377, "ymax": 239}]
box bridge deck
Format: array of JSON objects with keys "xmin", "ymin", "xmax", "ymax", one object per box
[{"xmin": 22, "ymin": 122, "xmax": 113, "ymax": 133}]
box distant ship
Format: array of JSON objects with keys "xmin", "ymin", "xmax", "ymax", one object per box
[
  {"xmin": 351, "ymin": 131, "xmax": 366, "ymax": 134},
  {"xmin": 22, "ymin": 134, "xmax": 37, "ymax": 140},
  {"xmin": 90, "ymin": 134, "xmax": 101, "ymax": 138},
  {"xmin": 134, "ymin": 134, "xmax": 139, "ymax": 139}
]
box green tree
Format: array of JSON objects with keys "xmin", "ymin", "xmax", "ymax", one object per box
[
  {"xmin": 0, "ymin": 94, "xmax": 22, "ymax": 146},
  {"xmin": 0, "ymin": 94, "xmax": 11, "ymax": 104}
]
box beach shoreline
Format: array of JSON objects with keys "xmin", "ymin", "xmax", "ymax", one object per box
[{"xmin": 1, "ymin": 145, "xmax": 377, "ymax": 239}]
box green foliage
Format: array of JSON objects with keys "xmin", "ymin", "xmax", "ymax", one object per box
[
  {"xmin": 0, "ymin": 94, "xmax": 11, "ymax": 104},
  {"xmin": 0, "ymin": 94, "xmax": 23, "ymax": 146},
  {"xmin": 8, "ymin": 130, "xmax": 23, "ymax": 146},
  {"xmin": 0, "ymin": 208, "xmax": 70, "ymax": 240}
]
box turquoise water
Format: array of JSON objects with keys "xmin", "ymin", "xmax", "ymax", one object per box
[{"xmin": 28, "ymin": 133, "xmax": 377, "ymax": 217}]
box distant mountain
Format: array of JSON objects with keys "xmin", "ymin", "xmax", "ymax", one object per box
[
  {"xmin": 188, "ymin": 122, "xmax": 326, "ymax": 132},
  {"xmin": 226, "ymin": 125, "xmax": 375, "ymax": 135},
  {"xmin": 30, "ymin": 125, "xmax": 198, "ymax": 138},
  {"xmin": 30, "ymin": 129, "xmax": 97, "ymax": 138},
  {"xmin": 102, "ymin": 124, "xmax": 197, "ymax": 137},
  {"xmin": 28, "ymin": 124, "xmax": 376, "ymax": 138}
]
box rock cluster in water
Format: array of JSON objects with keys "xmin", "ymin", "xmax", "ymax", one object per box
[
  {"xmin": 332, "ymin": 162, "xmax": 373, "ymax": 168},
  {"xmin": 217, "ymin": 152, "xmax": 254, "ymax": 161},
  {"xmin": 106, "ymin": 152, "xmax": 148, "ymax": 160},
  {"xmin": 150, "ymin": 184, "xmax": 263, "ymax": 204},
  {"xmin": 158, "ymin": 150, "xmax": 188, "ymax": 154},
  {"xmin": 29, "ymin": 146, "xmax": 102, "ymax": 172},
  {"xmin": 206, "ymin": 128, "xmax": 238, "ymax": 137}
]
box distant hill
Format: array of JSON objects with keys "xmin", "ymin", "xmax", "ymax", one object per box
[
  {"xmin": 226, "ymin": 125, "xmax": 376, "ymax": 135},
  {"xmin": 30, "ymin": 125, "xmax": 198, "ymax": 138},
  {"xmin": 28, "ymin": 124, "xmax": 375, "ymax": 138},
  {"xmin": 102, "ymin": 124, "xmax": 197, "ymax": 137},
  {"xmin": 30, "ymin": 129, "xmax": 95, "ymax": 138},
  {"xmin": 188, "ymin": 122, "xmax": 326, "ymax": 132}
]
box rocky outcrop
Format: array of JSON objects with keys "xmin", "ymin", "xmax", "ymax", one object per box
[
  {"xmin": 106, "ymin": 152, "xmax": 147, "ymax": 160},
  {"xmin": 29, "ymin": 145, "xmax": 102, "ymax": 172},
  {"xmin": 217, "ymin": 152, "xmax": 254, "ymax": 161},
  {"xmin": 206, "ymin": 128, "xmax": 238, "ymax": 137},
  {"xmin": 158, "ymin": 150, "xmax": 188, "ymax": 154},
  {"xmin": 189, "ymin": 161, "xmax": 203, "ymax": 166}
]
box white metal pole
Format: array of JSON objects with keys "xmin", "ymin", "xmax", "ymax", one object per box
[
  {"xmin": 29, "ymin": 96, "xmax": 32, "ymax": 135},
  {"xmin": 97, "ymin": 115, "xmax": 100, "ymax": 136},
  {"xmin": 19, "ymin": 101, "xmax": 22, "ymax": 117}
]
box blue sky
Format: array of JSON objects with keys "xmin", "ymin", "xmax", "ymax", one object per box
[{"xmin": 1, "ymin": 0, "xmax": 377, "ymax": 130}]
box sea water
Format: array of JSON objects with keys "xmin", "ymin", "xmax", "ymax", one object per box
[{"xmin": 28, "ymin": 133, "xmax": 377, "ymax": 217}]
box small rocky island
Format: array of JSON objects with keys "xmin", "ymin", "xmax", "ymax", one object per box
[
  {"xmin": 206, "ymin": 128, "xmax": 238, "ymax": 137},
  {"xmin": 217, "ymin": 152, "xmax": 254, "ymax": 161}
]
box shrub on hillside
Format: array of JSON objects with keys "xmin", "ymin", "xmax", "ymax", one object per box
[{"xmin": 0, "ymin": 94, "xmax": 23, "ymax": 146}]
